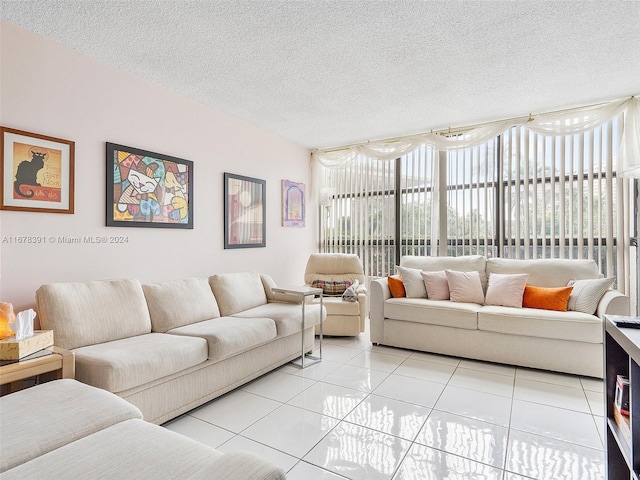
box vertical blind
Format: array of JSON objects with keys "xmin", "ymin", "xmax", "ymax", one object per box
[
  {"xmin": 401, "ymin": 146, "xmax": 437, "ymax": 257},
  {"xmin": 447, "ymin": 140, "xmax": 498, "ymax": 258},
  {"xmin": 321, "ymin": 116, "xmax": 631, "ymax": 294},
  {"xmin": 500, "ymin": 115, "xmax": 629, "ymax": 292},
  {"xmin": 323, "ymin": 155, "xmax": 396, "ymax": 278}
]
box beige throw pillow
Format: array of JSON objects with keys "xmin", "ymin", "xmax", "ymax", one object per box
[
  {"xmin": 396, "ymin": 266, "xmax": 426, "ymax": 298},
  {"xmin": 484, "ymin": 273, "xmax": 529, "ymax": 308},
  {"xmin": 420, "ymin": 270, "xmax": 450, "ymax": 300},
  {"xmin": 209, "ymin": 272, "xmax": 267, "ymax": 316},
  {"xmin": 445, "ymin": 270, "xmax": 485, "ymax": 304}
]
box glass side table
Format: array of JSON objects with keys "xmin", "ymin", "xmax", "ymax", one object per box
[{"xmin": 271, "ymin": 286, "xmax": 323, "ymax": 368}]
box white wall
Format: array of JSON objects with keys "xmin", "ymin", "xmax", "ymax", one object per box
[{"xmin": 0, "ymin": 21, "xmax": 317, "ymax": 311}]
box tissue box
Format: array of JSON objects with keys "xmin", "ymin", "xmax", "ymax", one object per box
[{"xmin": 0, "ymin": 330, "xmax": 54, "ymax": 360}]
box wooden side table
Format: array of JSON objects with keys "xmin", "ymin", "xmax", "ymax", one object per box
[{"xmin": 0, "ymin": 346, "xmax": 75, "ymax": 394}]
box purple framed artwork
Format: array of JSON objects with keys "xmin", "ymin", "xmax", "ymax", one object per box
[{"xmin": 282, "ymin": 179, "xmax": 305, "ymax": 227}]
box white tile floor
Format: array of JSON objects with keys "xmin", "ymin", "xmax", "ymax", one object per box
[{"xmin": 163, "ymin": 326, "xmax": 606, "ymax": 480}]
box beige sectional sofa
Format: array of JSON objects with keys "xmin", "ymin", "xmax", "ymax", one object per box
[
  {"xmin": 0, "ymin": 379, "xmax": 286, "ymax": 479},
  {"xmin": 35, "ymin": 272, "xmax": 322, "ymax": 424},
  {"xmin": 370, "ymin": 255, "xmax": 630, "ymax": 378}
]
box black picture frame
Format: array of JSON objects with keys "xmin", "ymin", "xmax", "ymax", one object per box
[
  {"xmin": 106, "ymin": 142, "xmax": 193, "ymax": 229},
  {"xmin": 224, "ymin": 172, "xmax": 266, "ymax": 248}
]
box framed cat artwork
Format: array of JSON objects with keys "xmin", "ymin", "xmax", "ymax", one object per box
[
  {"xmin": 106, "ymin": 142, "xmax": 193, "ymax": 229},
  {"xmin": 0, "ymin": 127, "xmax": 75, "ymax": 213}
]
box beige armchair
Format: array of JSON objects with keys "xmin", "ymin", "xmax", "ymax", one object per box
[{"xmin": 304, "ymin": 253, "xmax": 367, "ymax": 336}]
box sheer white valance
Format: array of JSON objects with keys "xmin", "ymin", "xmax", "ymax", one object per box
[
  {"xmin": 312, "ymin": 95, "xmax": 640, "ymax": 176},
  {"xmin": 619, "ymin": 96, "xmax": 640, "ymax": 177}
]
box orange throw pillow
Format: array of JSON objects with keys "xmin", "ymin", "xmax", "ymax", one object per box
[
  {"xmin": 522, "ymin": 285, "xmax": 573, "ymax": 312},
  {"xmin": 388, "ymin": 276, "xmax": 406, "ymax": 298}
]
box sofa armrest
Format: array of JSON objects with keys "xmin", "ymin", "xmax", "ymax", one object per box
[
  {"xmin": 596, "ymin": 289, "xmax": 630, "ymax": 318},
  {"xmin": 260, "ymin": 274, "xmax": 302, "ymax": 304},
  {"xmin": 191, "ymin": 451, "xmax": 287, "ymax": 480},
  {"xmin": 356, "ymin": 291, "xmax": 368, "ymax": 332},
  {"xmin": 370, "ymin": 277, "xmax": 390, "ymax": 344}
]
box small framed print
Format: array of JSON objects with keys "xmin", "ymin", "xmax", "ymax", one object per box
[
  {"xmin": 1, "ymin": 127, "xmax": 75, "ymax": 213},
  {"xmin": 107, "ymin": 142, "xmax": 193, "ymax": 229},
  {"xmin": 224, "ymin": 172, "xmax": 266, "ymax": 248},
  {"xmin": 282, "ymin": 180, "xmax": 305, "ymax": 227}
]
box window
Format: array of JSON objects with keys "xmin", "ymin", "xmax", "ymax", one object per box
[
  {"xmin": 322, "ymin": 156, "xmax": 396, "ymax": 277},
  {"xmin": 321, "ymin": 115, "xmax": 630, "ymax": 291},
  {"xmin": 500, "ymin": 116, "xmax": 626, "ymax": 284},
  {"xmin": 446, "ymin": 141, "xmax": 498, "ymax": 257}
]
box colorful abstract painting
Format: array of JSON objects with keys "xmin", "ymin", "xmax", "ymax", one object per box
[{"xmin": 106, "ymin": 143, "xmax": 193, "ymax": 228}]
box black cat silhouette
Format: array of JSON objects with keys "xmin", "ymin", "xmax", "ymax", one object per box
[{"xmin": 14, "ymin": 151, "xmax": 46, "ymax": 198}]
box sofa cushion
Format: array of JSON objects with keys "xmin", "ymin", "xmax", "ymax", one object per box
[
  {"xmin": 36, "ymin": 278, "xmax": 152, "ymax": 350},
  {"xmin": 396, "ymin": 266, "xmax": 426, "ymax": 298},
  {"xmin": 446, "ymin": 270, "xmax": 485, "ymax": 304},
  {"xmin": 486, "ymin": 257, "xmax": 600, "ymax": 287},
  {"xmin": 0, "ymin": 379, "xmax": 142, "ymax": 473},
  {"xmin": 401, "ymin": 255, "xmax": 488, "ymax": 290},
  {"xmin": 522, "ymin": 285, "xmax": 573, "ymax": 312},
  {"xmin": 484, "ymin": 273, "xmax": 529, "ymax": 308},
  {"xmin": 478, "ymin": 305, "xmax": 602, "ymax": 343},
  {"xmin": 384, "ymin": 298, "xmax": 480, "ymax": 330},
  {"xmin": 232, "ymin": 302, "xmax": 323, "ymax": 337},
  {"xmin": 209, "ymin": 272, "xmax": 267, "ymax": 316},
  {"xmin": 420, "ymin": 270, "xmax": 450, "ymax": 300},
  {"xmin": 143, "ymin": 278, "xmax": 221, "ymax": 333},
  {"xmin": 166, "ymin": 317, "xmax": 277, "ymax": 362},
  {"xmin": 304, "ymin": 253, "xmax": 365, "ymax": 285},
  {"xmin": 0, "ymin": 419, "xmax": 224, "ymax": 480},
  {"xmin": 72, "ymin": 333, "xmax": 208, "ymax": 393},
  {"xmin": 310, "ymin": 296, "xmax": 360, "ymax": 316},
  {"xmin": 567, "ymin": 277, "xmax": 615, "ymax": 314}
]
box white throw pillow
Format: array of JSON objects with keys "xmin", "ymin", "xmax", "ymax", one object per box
[
  {"xmin": 484, "ymin": 273, "xmax": 529, "ymax": 308},
  {"xmin": 420, "ymin": 270, "xmax": 450, "ymax": 300},
  {"xmin": 396, "ymin": 266, "xmax": 426, "ymax": 298},
  {"xmin": 567, "ymin": 277, "xmax": 615, "ymax": 314},
  {"xmin": 445, "ymin": 270, "xmax": 485, "ymax": 304}
]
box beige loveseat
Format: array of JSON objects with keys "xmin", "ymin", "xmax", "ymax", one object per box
[
  {"xmin": 0, "ymin": 379, "xmax": 286, "ymax": 479},
  {"xmin": 370, "ymin": 255, "xmax": 629, "ymax": 378},
  {"xmin": 35, "ymin": 272, "xmax": 322, "ymax": 424}
]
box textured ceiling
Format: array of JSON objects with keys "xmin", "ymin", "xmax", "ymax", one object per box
[{"xmin": 2, "ymin": 1, "xmax": 640, "ymax": 149}]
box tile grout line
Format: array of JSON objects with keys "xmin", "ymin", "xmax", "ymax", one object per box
[
  {"xmin": 165, "ymin": 332, "xmax": 606, "ymax": 480},
  {"xmin": 502, "ymin": 368, "xmax": 518, "ymax": 479}
]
